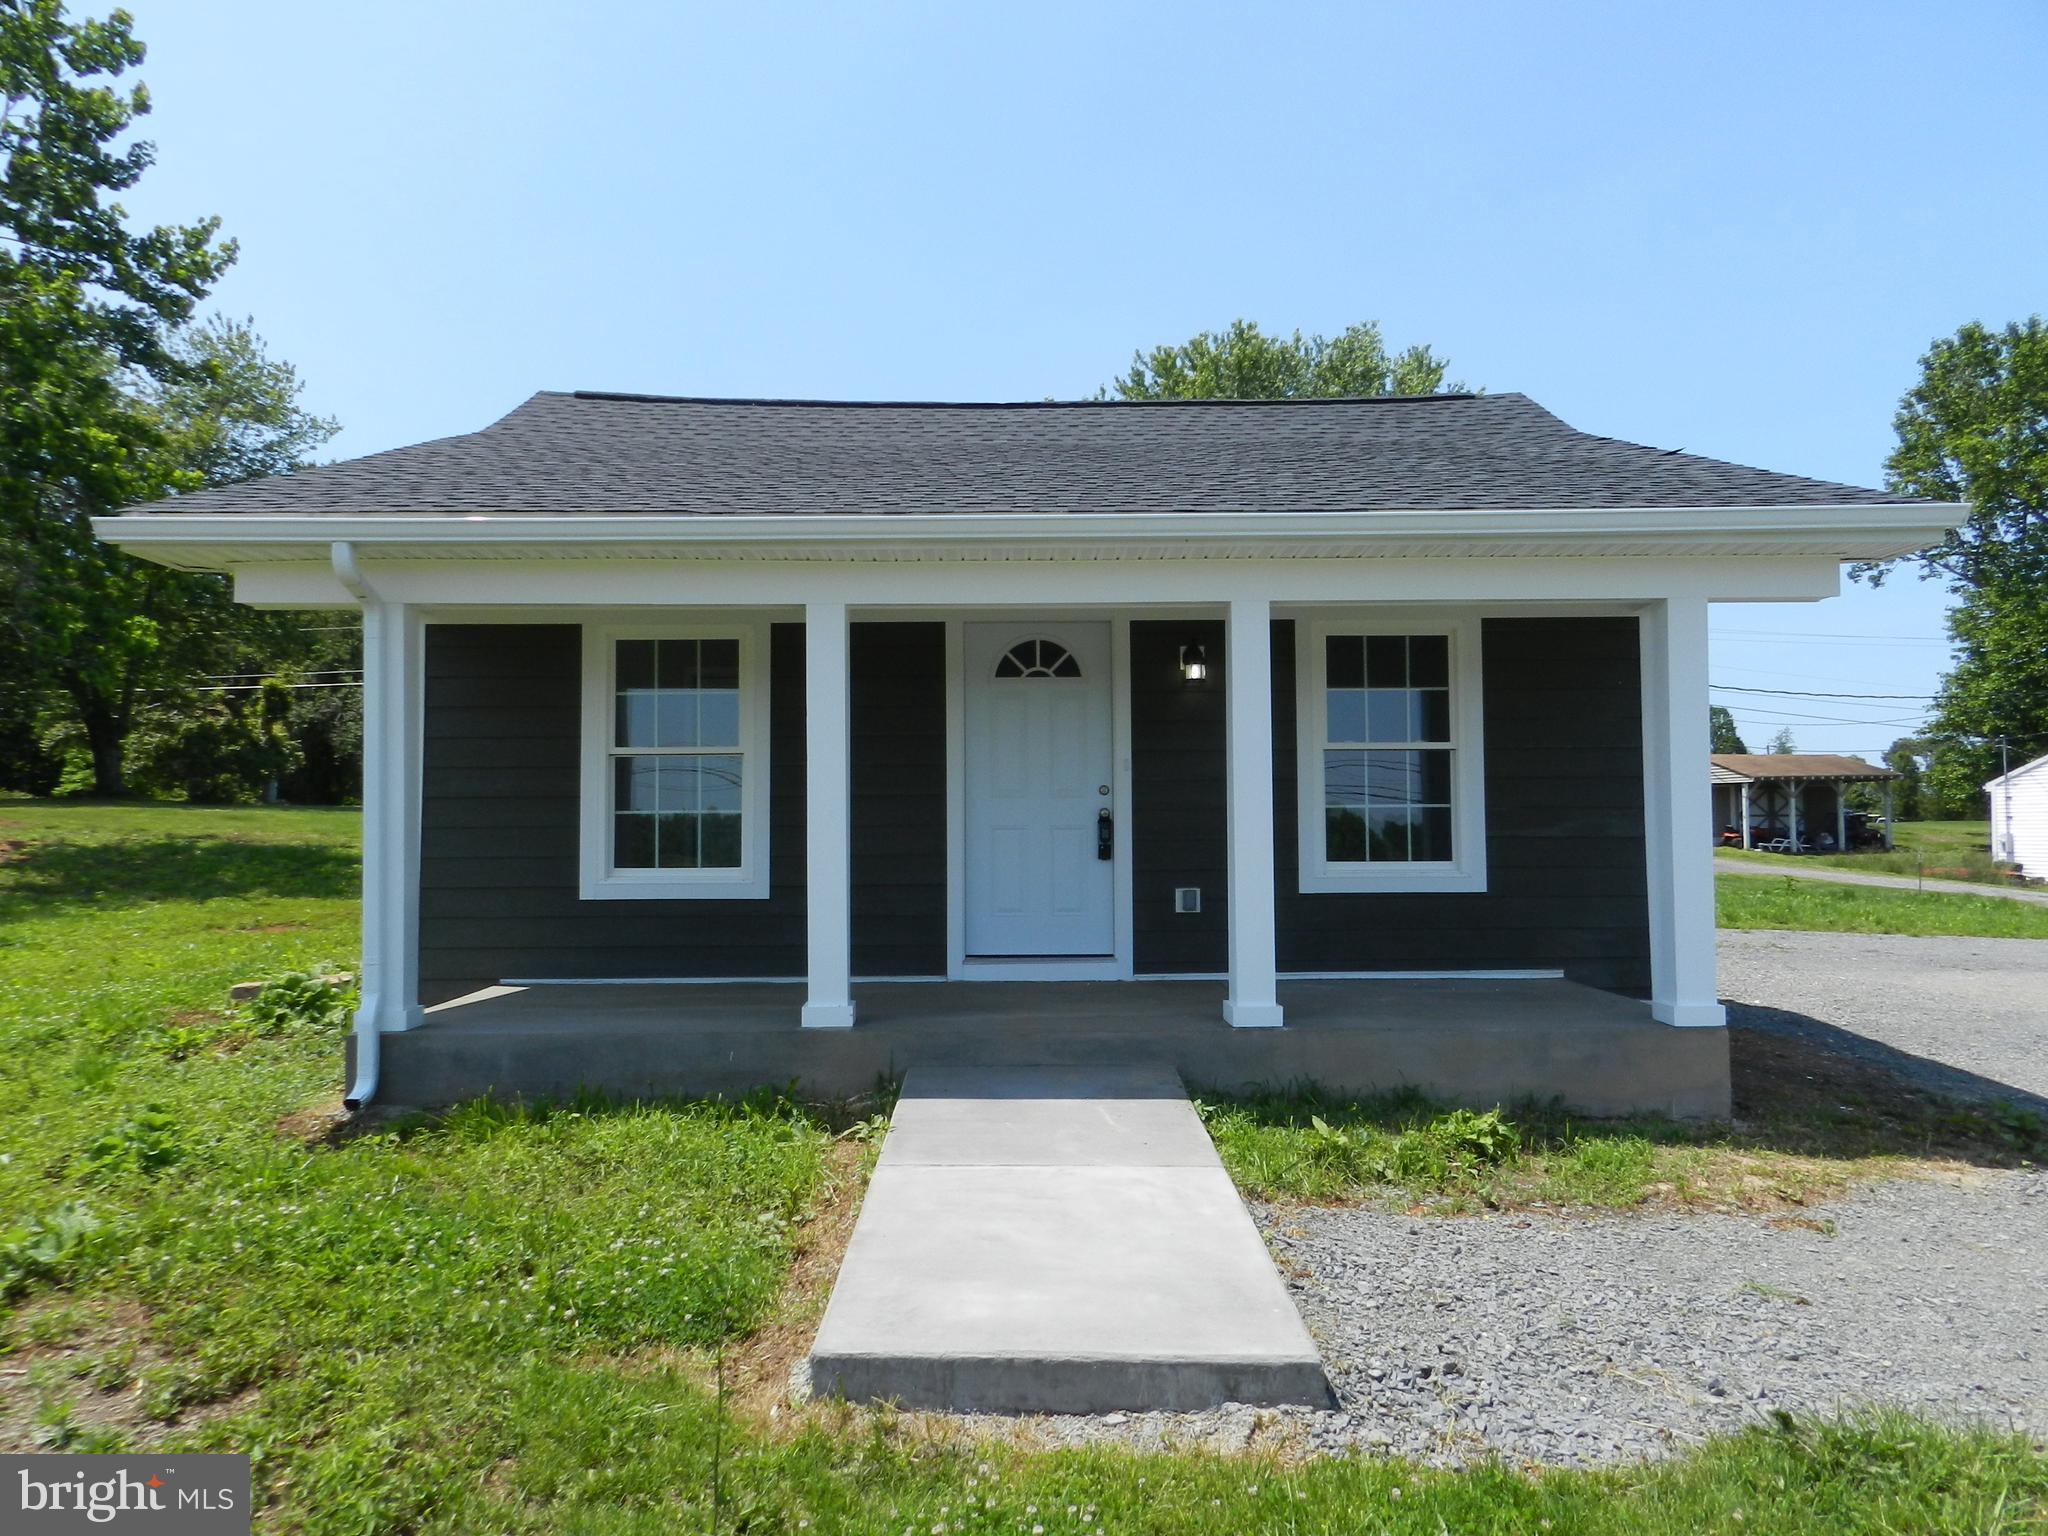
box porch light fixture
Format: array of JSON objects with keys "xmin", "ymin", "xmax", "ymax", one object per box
[{"xmin": 1179, "ymin": 643, "xmax": 1208, "ymax": 683}]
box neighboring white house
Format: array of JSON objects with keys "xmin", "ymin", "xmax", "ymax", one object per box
[{"xmin": 1986, "ymin": 751, "xmax": 2048, "ymax": 878}]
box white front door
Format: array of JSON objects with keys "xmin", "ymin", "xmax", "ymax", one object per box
[{"xmin": 963, "ymin": 622, "xmax": 1115, "ymax": 957}]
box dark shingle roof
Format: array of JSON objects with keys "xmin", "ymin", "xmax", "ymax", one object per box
[{"xmin": 127, "ymin": 390, "xmax": 1917, "ymax": 516}]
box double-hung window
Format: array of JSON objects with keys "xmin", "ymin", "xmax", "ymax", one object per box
[
  {"xmin": 1295, "ymin": 616, "xmax": 1487, "ymax": 893},
  {"xmin": 579, "ymin": 621, "xmax": 772, "ymax": 899}
]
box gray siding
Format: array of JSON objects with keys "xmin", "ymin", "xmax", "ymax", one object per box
[
  {"xmin": 422, "ymin": 617, "xmax": 1647, "ymax": 1000},
  {"xmin": 1129, "ymin": 617, "xmax": 1651, "ymax": 992},
  {"xmin": 418, "ymin": 621, "xmax": 947, "ymax": 1003}
]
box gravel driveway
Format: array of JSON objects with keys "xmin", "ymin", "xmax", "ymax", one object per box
[
  {"xmin": 1719, "ymin": 929, "xmax": 2048, "ymax": 1108},
  {"xmin": 1258, "ymin": 1171, "xmax": 2045, "ymax": 1465},
  {"xmin": 954, "ymin": 929, "xmax": 2048, "ymax": 1467}
]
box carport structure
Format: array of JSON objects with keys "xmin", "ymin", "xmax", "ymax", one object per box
[{"xmin": 1710, "ymin": 753, "xmax": 1898, "ymax": 851}]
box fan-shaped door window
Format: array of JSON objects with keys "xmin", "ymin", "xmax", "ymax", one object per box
[{"xmin": 994, "ymin": 639, "xmax": 1082, "ymax": 679}]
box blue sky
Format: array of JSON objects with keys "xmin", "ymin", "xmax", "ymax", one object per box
[{"xmin": 119, "ymin": 1, "xmax": 2044, "ymax": 759}]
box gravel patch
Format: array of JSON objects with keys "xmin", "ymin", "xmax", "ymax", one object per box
[
  {"xmin": 930, "ymin": 1172, "xmax": 2045, "ymax": 1468},
  {"xmin": 1719, "ymin": 930, "xmax": 2048, "ymax": 1108}
]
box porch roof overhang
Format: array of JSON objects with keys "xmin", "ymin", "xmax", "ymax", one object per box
[{"xmin": 93, "ymin": 500, "xmax": 1962, "ymax": 575}]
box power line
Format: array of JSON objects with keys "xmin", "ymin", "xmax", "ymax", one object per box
[{"xmin": 1712, "ymin": 683, "xmax": 1933, "ymax": 701}]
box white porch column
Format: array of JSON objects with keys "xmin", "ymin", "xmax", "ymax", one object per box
[
  {"xmin": 1223, "ymin": 597, "xmax": 1283, "ymax": 1029},
  {"xmin": 803, "ymin": 600, "xmax": 856, "ymax": 1029},
  {"xmin": 1789, "ymin": 778, "xmax": 1802, "ymax": 851},
  {"xmin": 1835, "ymin": 787, "xmax": 1847, "ymax": 852},
  {"xmin": 1639, "ymin": 597, "xmax": 1726, "ymax": 1028},
  {"xmin": 1739, "ymin": 782, "xmax": 1752, "ymax": 849},
  {"xmin": 355, "ymin": 598, "xmax": 425, "ymax": 1037}
]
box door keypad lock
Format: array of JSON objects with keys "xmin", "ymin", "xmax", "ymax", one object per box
[{"xmin": 1097, "ymin": 807, "xmax": 1114, "ymax": 860}]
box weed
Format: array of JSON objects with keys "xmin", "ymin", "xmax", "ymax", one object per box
[{"xmin": 83, "ymin": 1108, "xmax": 184, "ymax": 1181}]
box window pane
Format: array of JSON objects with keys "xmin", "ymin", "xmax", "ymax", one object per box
[
  {"xmin": 700, "ymin": 813, "xmax": 743, "ymax": 868},
  {"xmin": 616, "ymin": 755, "xmax": 660, "ymax": 812},
  {"xmin": 1409, "ymin": 634, "xmax": 1449, "ymax": 687},
  {"xmin": 1326, "ymin": 635, "xmax": 1364, "ymax": 689},
  {"xmin": 617, "ymin": 690, "xmax": 660, "ymax": 747},
  {"xmin": 1365, "ymin": 691, "xmax": 1410, "ymax": 744},
  {"xmin": 696, "ymin": 690, "xmax": 740, "ymax": 748},
  {"xmin": 654, "ymin": 690, "xmax": 699, "ymax": 747},
  {"xmin": 1412, "ymin": 805, "xmax": 1454, "ymax": 861},
  {"xmin": 1323, "ymin": 749, "xmax": 1366, "ymax": 805},
  {"xmin": 1366, "ymin": 749, "xmax": 1418, "ymax": 805},
  {"xmin": 614, "ymin": 813, "xmax": 657, "ymax": 869},
  {"xmin": 656, "ymin": 811, "xmax": 699, "ymax": 870},
  {"xmin": 656, "ymin": 639, "xmax": 700, "ymax": 691},
  {"xmin": 616, "ymin": 640, "xmax": 656, "ymax": 691},
  {"xmin": 1417, "ymin": 748, "xmax": 1452, "ymax": 804},
  {"xmin": 1414, "ymin": 688, "xmax": 1451, "ymax": 743},
  {"xmin": 1368, "ymin": 807, "xmax": 1413, "ymax": 861},
  {"xmin": 695, "ymin": 754, "xmax": 743, "ymax": 813},
  {"xmin": 698, "ymin": 639, "xmax": 739, "ymax": 690},
  {"xmin": 1366, "ymin": 634, "xmax": 1406, "ymax": 687},
  {"xmin": 1327, "ymin": 689, "xmax": 1367, "ymax": 743},
  {"xmin": 1325, "ymin": 806, "xmax": 1368, "ymax": 862}
]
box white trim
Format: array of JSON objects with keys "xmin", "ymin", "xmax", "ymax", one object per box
[
  {"xmin": 1293, "ymin": 613, "xmax": 1488, "ymax": 894},
  {"xmin": 93, "ymin": 500, "xmax": 1965, "ymax": 571},
  {"xmin": 576, "ymin": 618, "xmax": 772, "ymax": 900},
  {"xmin": 355, "ymin": 597, "xmax": 425, "ymax": 1034},
  {"xmin": 1223, "ymin": 596, "xmax": 1284, "ymax": 1029},
  {"xmin": 1640, "ymin": 598, "xmax": 1726, "ymax": 1028},
  {"xmin": 803, "ymin": 600, "xmax": 856, "ymax": 1028},
  {"xmin": 956, "ymin": 956, "xmax": 1126, "ymax": 982},
  {"xmin": 223, "ymin": 553, "xmax": 1854, "ymax": 611}
]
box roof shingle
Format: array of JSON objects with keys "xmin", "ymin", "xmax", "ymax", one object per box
[{"xmin": 125, "ymin": 390, "xmax": 1921, "ymax": 517}]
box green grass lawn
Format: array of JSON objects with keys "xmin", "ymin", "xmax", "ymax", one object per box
[
  {"xmin": 1718, "ymin": 819, "xmax": 2012, "ymax": 886},
  {"xmin": 3, "ymin": 800, "xmax": 2043, "ymax": 1533},
  {"xmin": 1716, "ymin": 871, "xmax": 2048, "ymax": 939}
]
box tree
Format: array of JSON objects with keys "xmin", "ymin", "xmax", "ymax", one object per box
[
  {"xmin": 1875, "ymin": 317, "xmax": 2048, "ymax": 814},
  {"xmin": 1766, "ymin": 727, "xmax": 1797, "ymax": 755},
  {"xmin": 1708, "ymin": 705, "xmax": 1746, "ymax": 754},
  {"xmin": 1106, "ymin": 319, "xmax": 1464, "ymax": 401},
  {"xmin": 0, "ymin": 4, "xmax": 321, "ymax": 795},
  {"xmin": 1883, "ymin": 737, "xmax": 1928, "ymax": 823}
]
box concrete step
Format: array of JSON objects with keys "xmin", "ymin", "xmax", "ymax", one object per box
[{"xmin": 807, "ymin": 1063, "xmax": 1333, "ymax": 1414}]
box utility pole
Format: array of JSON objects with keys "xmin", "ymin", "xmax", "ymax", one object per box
[{"xmin": 1998, "ymin": 734, "xmax": 2014, "ymax": 863}]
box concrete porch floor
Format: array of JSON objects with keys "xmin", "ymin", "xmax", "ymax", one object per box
[{"xmin": 371, "ymin": 977, "xmax": 1731, "ymax": 1117}]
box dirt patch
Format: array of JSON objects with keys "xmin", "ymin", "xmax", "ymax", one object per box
[
  {"xmin": 0, "ymin": 1298, "xmax": 251, "ymax": 1452},
  {"xmin": 232, "ymin": 921, "xmax": 311, "ymax": 935},
  {"xmin": 0, "ymin": 838, "xmax": 30, "ymax": 866},
  {"xmin": 275, "ymin": 1099, "xmax": 357, "ymax": 1148}
]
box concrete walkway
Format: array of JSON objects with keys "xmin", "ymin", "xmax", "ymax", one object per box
[
  {"xmin": 807, "ymin": 1063, "xmax": 1333, "ymax": 1413},
  {"xmin": 1715, "ymin": 853, "xmax": 2048, "ymax": 906}
]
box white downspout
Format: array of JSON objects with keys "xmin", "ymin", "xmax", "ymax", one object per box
[{"xmin": 333, "ymin": 541, "xmax": 381, "ymax": 1111}]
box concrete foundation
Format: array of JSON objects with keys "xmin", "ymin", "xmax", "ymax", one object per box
[
  {"xmin": 807, "ymin": 1064, "xmax": 1333, "ymax": 1412},
  {"xmin": 367, "ymin": 976, "xmax": 1732, "ymax": 1119}
]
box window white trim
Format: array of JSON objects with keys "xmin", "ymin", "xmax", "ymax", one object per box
[
  {"xmin": 1294, "ymin": 614, "xmax": 1487, "ymax": 894},
  {"xmin": 578, "ymin": 618, "xmax": 773, "ymax": 900}
]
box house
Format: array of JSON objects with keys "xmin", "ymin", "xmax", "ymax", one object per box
[
  {"xmin": 93, "ymin": 391, "xmax": 1958, "ymax": 1118},
  {"xmin": 1709, "ymin": 753, "xmax": 1900, "ymax": 851},
  {"xmin": 1987, "ymin": 751, "xmax": 2048, "ymax": 877}
]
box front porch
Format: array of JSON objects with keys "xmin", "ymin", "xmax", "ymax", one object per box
[{"xmin": 367, "ymin": 976, "xmax": 1732, "ymax": 1118}]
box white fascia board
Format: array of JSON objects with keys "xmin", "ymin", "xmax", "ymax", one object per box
[
  {"xmin": 93, "ymin": 500, "xmax": 1964, "ymax": 571},
  {"xmin": 228, "ymin": 553, "xmax": 1849, "ymax": 610}
]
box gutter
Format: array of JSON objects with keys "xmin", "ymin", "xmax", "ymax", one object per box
[{"xmin": 332, "ymin": 541, "xmax": 380, "ymax": 1111}]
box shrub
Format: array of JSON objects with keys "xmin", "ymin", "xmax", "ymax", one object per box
[
  {"xmin": 244, "ymin": 969, "xmax": 355, "ymax": 1034},
  {"xmin": 0, "ymin": 1203, "xmax": 101, "ymax": 1300},
  {"xmin": 83, "ymin": 1108, "xmax": 184, "ymax": 1180}
]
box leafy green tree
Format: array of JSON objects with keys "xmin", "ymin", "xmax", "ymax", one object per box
[
  {"xmin": 1106, "ymin": 319, "xmax": 1463, "ymax": 400},
  {"xmin": 1880, "ymin": 738, "xmax": 1926, "ymax": 822},
  {"xmin": 1, "ymin": 5, "xmax": 343, "ymax": 797},
  {"xmin": 1876, "ymin": 317, "xmax": 2048, "ymax": 813},
  {"xmin": 1765, "ymin": 727, "xmax": 1796, "ymax": 755},
  {"xmin": 1709, "ymin": 705, "xmax": 1746, "ymax": 754}
]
